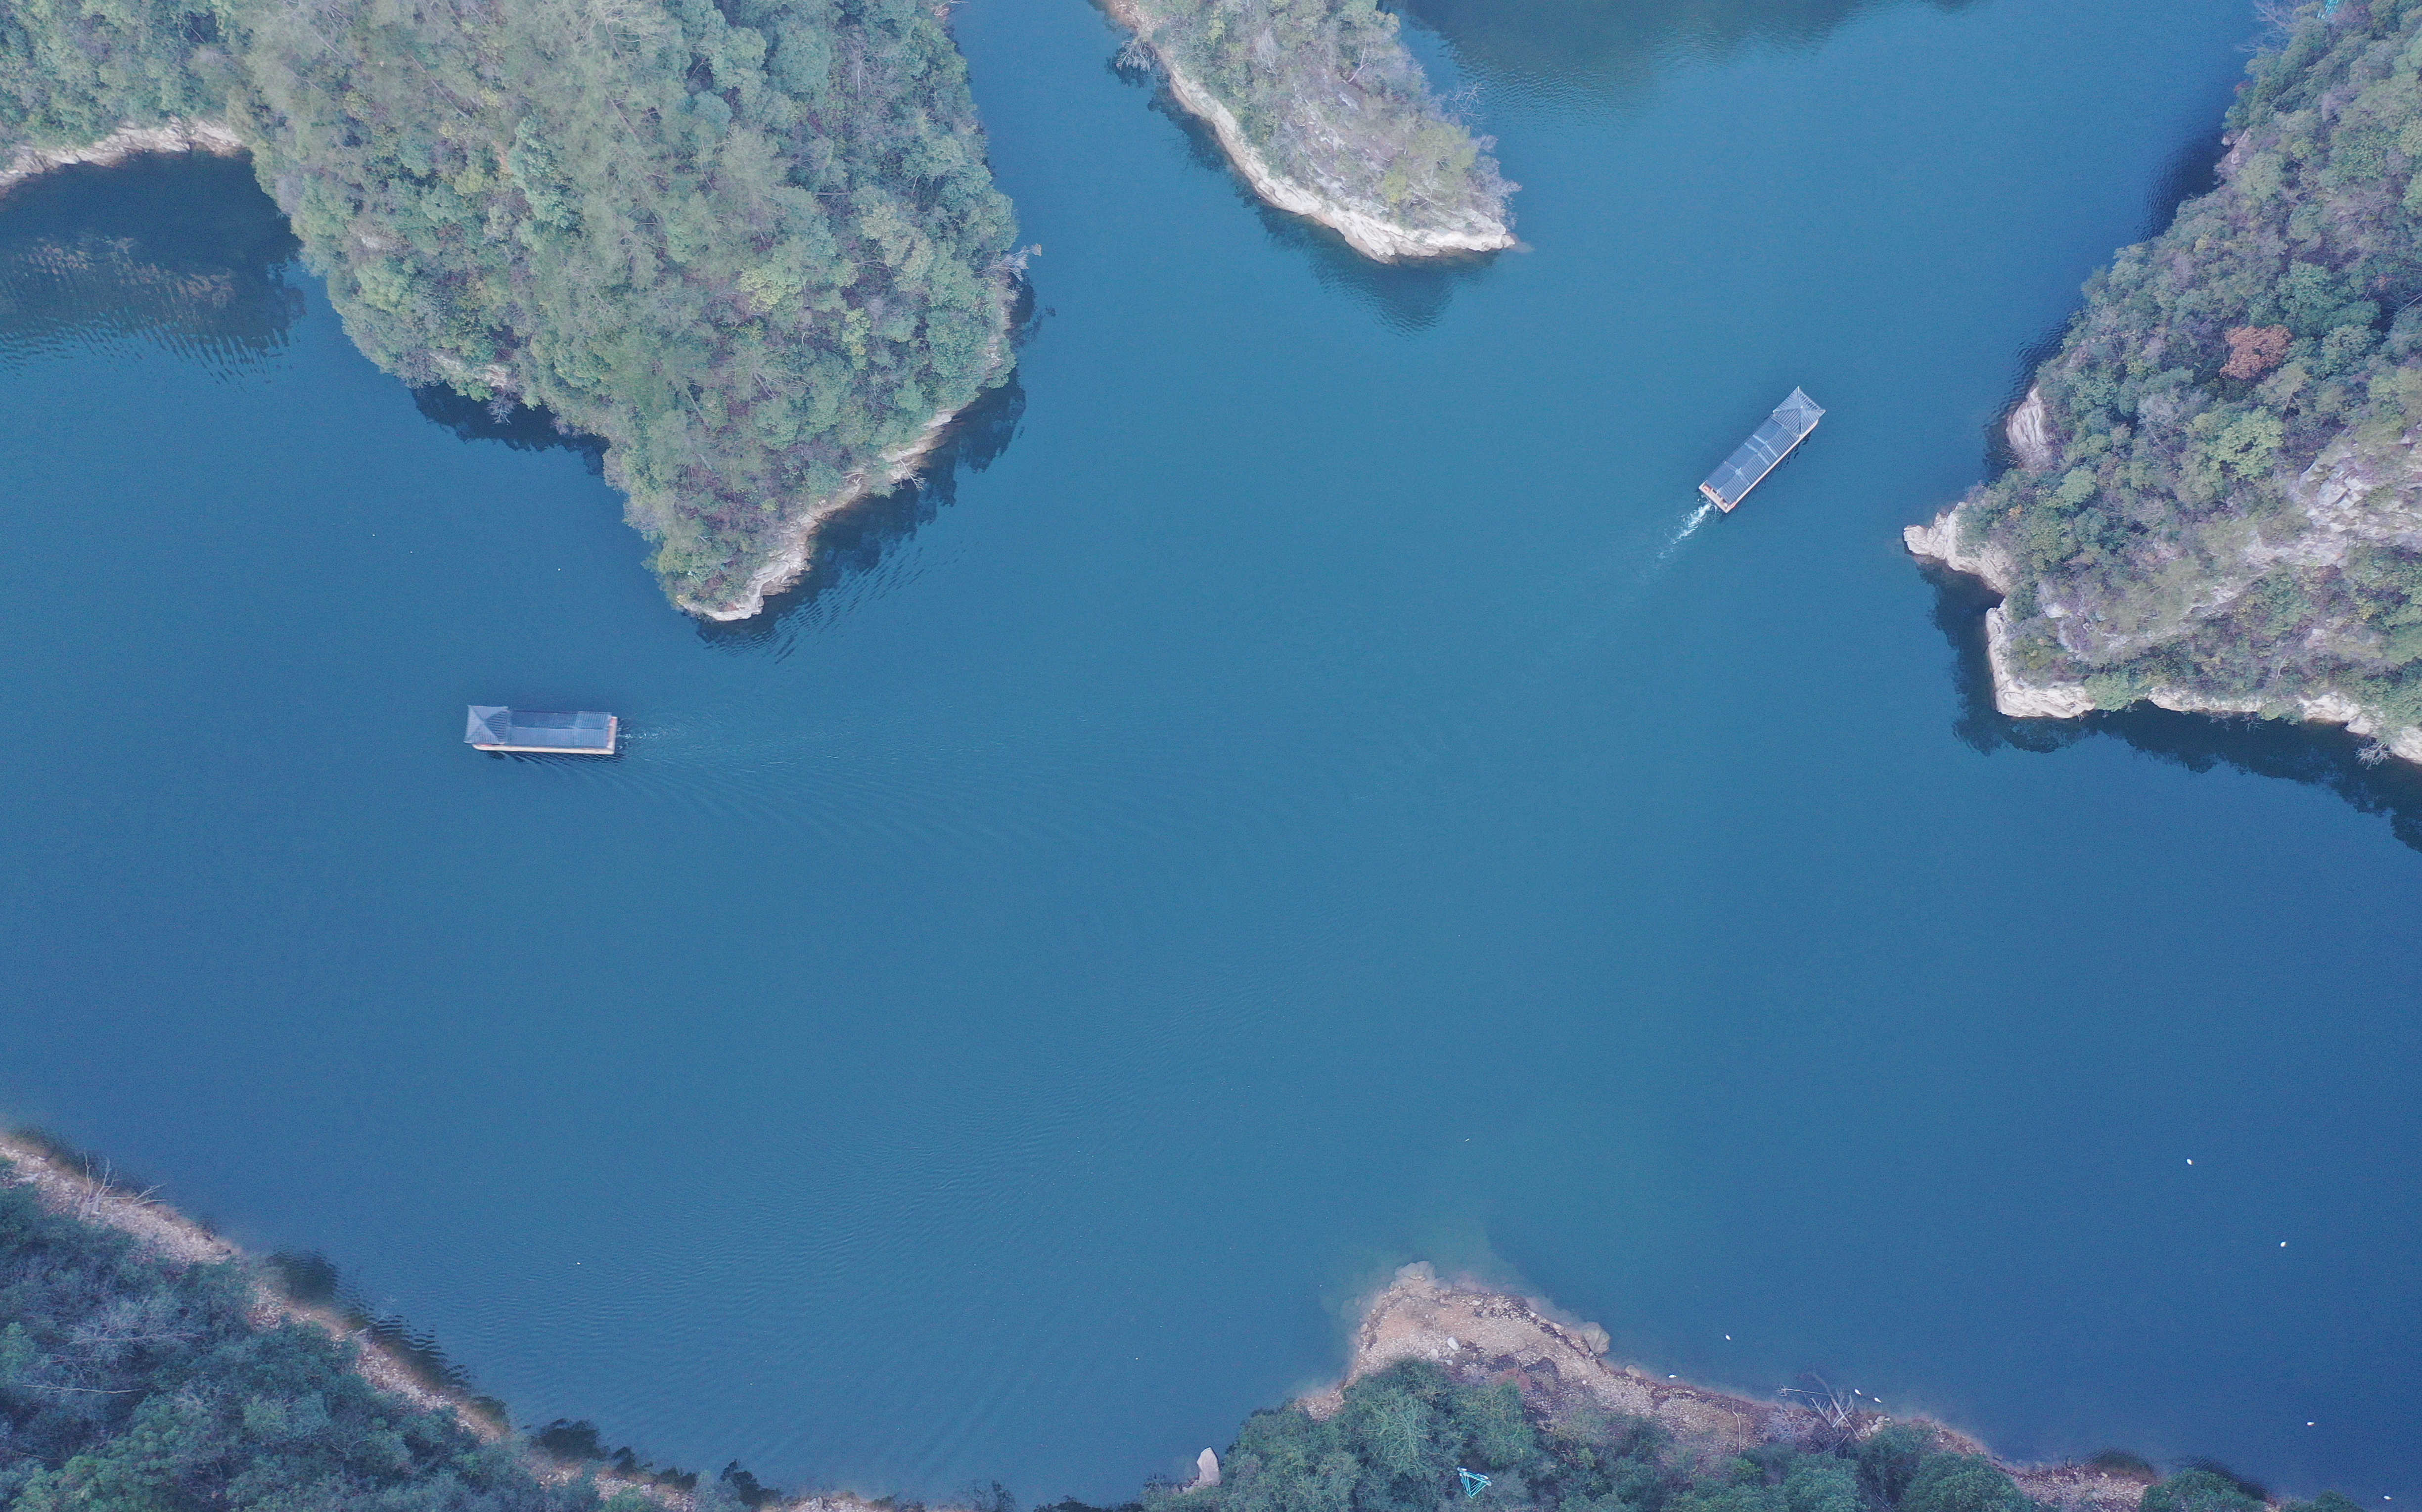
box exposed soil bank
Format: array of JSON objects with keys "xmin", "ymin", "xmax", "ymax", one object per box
[
  {"xmin": 0, "ymin": 120, "xmax": 246, "ymax": 202},
  {"xmin": 0, "ymin": 1132, "xmax": 844, "ymax": 1512},
  {"xmin": 1318, "ymin": 1265, "xmax": 2154, "ymax": 1512},
  {"xmin": 3, "ymin": 1137, "xmax": 2165, "ymax": 1512},
  {"xmin": 1098, "ymin": 0, "xmax": 1514, "ymax": 262}
]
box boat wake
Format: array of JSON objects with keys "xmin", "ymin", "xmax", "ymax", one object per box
[{"xmin": 1663, "ymin": 501, "xmax": 1716, "ymax": 554}]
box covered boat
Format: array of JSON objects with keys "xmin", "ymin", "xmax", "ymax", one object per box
[
  {"xmin": 464, "ymin": 706, "xmax": 619, "ymax": 755},
  {"xmin": 1699, "ymin": 388, "xmax": 1825, "ymax": 512}
]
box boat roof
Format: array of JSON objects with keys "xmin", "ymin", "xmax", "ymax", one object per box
[
  {"xmin": 1701, "ymin": 387, "xmax": 1825, "ymax": 508},
  {"xmin": 464, "ymin": 706, "xmax": 615, "ymax": 748}
]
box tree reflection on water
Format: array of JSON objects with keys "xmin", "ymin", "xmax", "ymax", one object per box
[
  {"xmin": 1395, "ymin": 0, "xmax": 1978, "ymax": 112},
  {"xmin": 0, "ymin": 153, "xmax": 301, "ymax": 375},
  {"xmin": 1924, "ymin": 561, "xmax": 2422, "ymax": 853}
]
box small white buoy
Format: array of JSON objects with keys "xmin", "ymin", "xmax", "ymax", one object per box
[
  {"xmin": 2281, "ymin": 1241, "xmax": 2289, "ymax": 1248},
  {"xmin": 2187, "ymin": 1159, "xmax": 2194, "ymax": 1165},
  {"xmin": 1724, "ymin": 1335, "xmax": 1732, "ymax": 1341}
]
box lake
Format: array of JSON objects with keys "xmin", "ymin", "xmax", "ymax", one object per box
[{"xmin": 2, "ymin": 0, "xmax": 2417, "ymax": 1503}]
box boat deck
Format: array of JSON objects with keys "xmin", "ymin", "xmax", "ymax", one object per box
[
  {"xmin": 465, "ymin": 706, "xmax": 619, "ymax": 755},
  {"xmin": 1700, "ymin": 388, "xmax": 1825, "ymax": 511}
]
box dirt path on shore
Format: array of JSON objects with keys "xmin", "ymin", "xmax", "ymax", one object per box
[{"xmin": 0, "ymin": 1132, "xmax": 486, "ymax": 1429}]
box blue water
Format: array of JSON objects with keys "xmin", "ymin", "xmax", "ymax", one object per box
[{"xmin": 3, "ymin": 0, "xmax": 2418, "ymax": 1502}]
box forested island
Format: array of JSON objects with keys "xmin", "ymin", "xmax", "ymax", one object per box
[
  {"xmin": 1103, "ymin": 0, "xmax": 1512, "ymax": 260},
  {"xmin": 0, "ymin": 1135, "xmax": 2364, "ymax": 1512},
  {"xmin": 1908, "ymin": 0, "xmax": 2422, "ymax": 762},
  {"xmin": 0, "ymin": 0, "xmax": 1510, "ymax": 615},
  {"xmin": 1, "ymin": 0, "xmax": 1019, "ymax": 619}
]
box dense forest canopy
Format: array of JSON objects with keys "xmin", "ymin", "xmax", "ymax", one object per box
[
  {"xmin": 1947, "ymin": 0, "xmax": 2422, "ymax": 743},
  {"xmin": 1174, "ymin": 1361, "xmax": 2350, "ymax": 1512},
  {"xmin": 0, "ymin": 0, "xmax": 1018, "ymax": 617},
  {"xmin": 0, "ymin": 0, "xmax": 222, "ymax": 150},
  {"xmin": 1117, "ymin": 0, "xmax": 1510, "ymax": 243},
  {"xmin": 0, "ymin": 1171, "xmax": 638, "ymax": 1512}
]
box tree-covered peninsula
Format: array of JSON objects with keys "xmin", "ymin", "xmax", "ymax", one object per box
[
  {"xmin": 0, "ymin": 0, "xmax": 1018, "ymax": 619},
  {"xmin": 1105, "ymin": 0, "xmax": 1513, "ymax": 260},
  {"xmin": 1908, "ymin": 0, "xmax": 2422, "ymax": 760}
]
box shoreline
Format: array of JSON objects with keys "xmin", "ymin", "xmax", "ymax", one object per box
[
  {"xmin": 0, "ymin": 1129, "xmax": 952, "ymax": 1512},
  {"xmin": 0, "ymin": 1130, "xmax": 495, "ymax": 1436},
  {"xmin": 0, "ymin": 121, "xmax": 1013, "ymax": 629},
  {"xmin": 673, "ymin": 271, "xmax": 1024, "ymax": 623},
  {"xmin": 0, "ymin": 1131, "xmax": 749, "ymax": 1511},
  {"xmin": 0, "ymin": 119, "xmax": 247, "ymax": 202},
  {"xmin": 1323, "ymin": 1265, "xmax": 2154, "ymax": 1512},
  {"xmin": 1097, "ymin": 0, "xmax": 1514, "ymax": 263},
  {"xmin": 1, "ymin": 1133, "xmax": 2182, "ymax": 1512},
  {"xmin": 1905, "ymin": 402, "xmax": 2422, "ymax": 763}
]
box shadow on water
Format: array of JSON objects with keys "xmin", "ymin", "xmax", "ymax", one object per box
[
  {"xmin": 410, "ymin": 384, "xmax": 609, "ymax": 476},
  {"xmin": 1923, "ymin": 563, "xmax": 2422, "ymax": 853},
  {"xmin": 1392, "ymin": 0, "xmax": 1978, "ymax": 112},
  {"xmin": 1114, "ymin": 51, "xmax": 1503, "ymax": 331},
  {"xmin": 0, "ymin": 153, "xmax": 302, "ymax": 373},
  {"xmin": 1252, "ymin": 196, "xmax": 1501, "ymax": 335},
  {"xmin": 1978, "ymin": 117, "xmax": 2230, "ymax": 471},
  {"xmin": 695, "ymin": 364, "xmax": 1032, "ymax": 656}
]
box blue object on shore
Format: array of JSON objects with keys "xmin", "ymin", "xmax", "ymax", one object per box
[{"xmin": 1459, "ymin": 1470, "xmax": 1491, "ymax": 1499}]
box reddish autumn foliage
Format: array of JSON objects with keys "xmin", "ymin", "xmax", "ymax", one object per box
[{"xmin": 2222, "ymin": 324, "xmax": 2294, "ymax": 379}]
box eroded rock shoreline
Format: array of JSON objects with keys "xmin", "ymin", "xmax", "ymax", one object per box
[
  {"xmin": 1906, "ymin": 396, "xmax": 2422, "ymax": 763},
  {"xmin": 3, "ymin": 1135, "xmax": 2175, "ymax": 1512},
  {"xmin": 1098, "ymin": 0, "xmax": 1514, "ymax": 262},
  {"xmin": 0, "ymin": 119, "xmax": 245, "ymax": 202}
]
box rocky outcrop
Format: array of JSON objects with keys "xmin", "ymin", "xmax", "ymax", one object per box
[
  {"xmin": 0, "ymin": 120, "xmax": 245, "ymax": 201},
  {"xmin": 1904, "ymin": 506, "xmax": 2098, "ymax": 720},
  {"xmin": 1906, "ymin": 434, "xmax": 2422, "ymax": 759},
  {"xmin": 2006, "ymin": 385, "xmax": 2056, "ymax": 472},
  {"xmin": 1301, "ymin": 1265, "xmax": 1769, "ymax": 1449},
  {"xmin": 1101, "ymin": 0, "xmax": 1514, "ymax": 262}
]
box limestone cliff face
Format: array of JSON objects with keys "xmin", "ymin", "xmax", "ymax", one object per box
[
  {"xmin": 1904, "ymin": 489, "xmax": 2098, "ymax": 723},
  {"xmin": 2006, "ymin": 385, "xmax": 2056, "ymax": 473},
  {"xmin": 1908, "ymin": 402, "xmax": 2422, "ymax": 760}
]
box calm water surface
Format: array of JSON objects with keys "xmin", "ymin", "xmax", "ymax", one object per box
[{"xmin": 4, "ymin": 0, "xmax": 2419, "ymax": 1502}]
